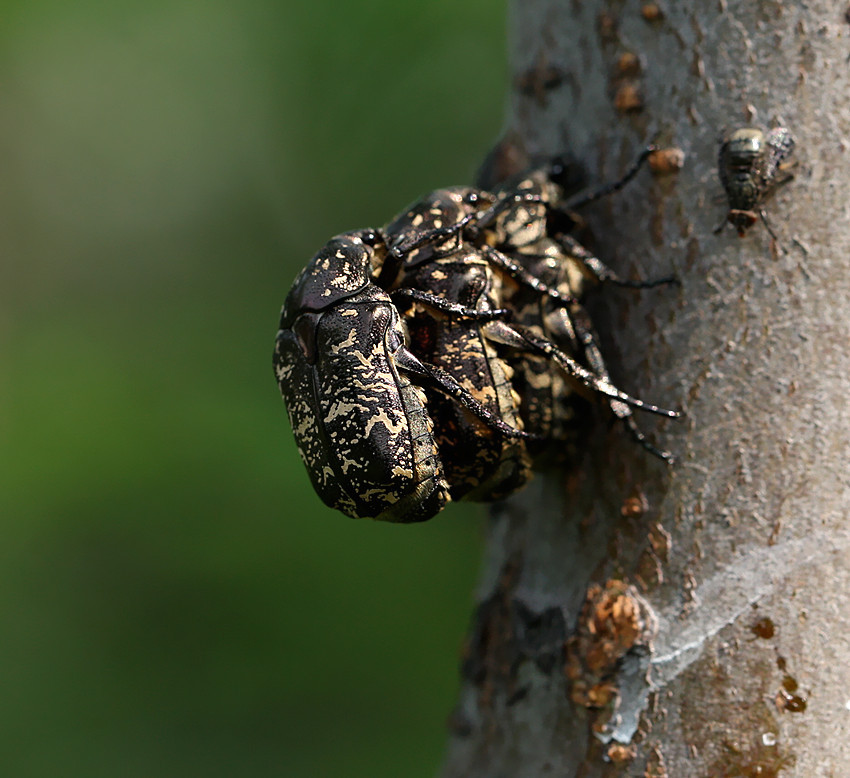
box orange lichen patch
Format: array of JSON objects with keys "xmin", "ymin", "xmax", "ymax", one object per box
[
  {"xmin": 565, "ymin": 579, "xmax": 656, "ymax": 708},
  {"xmin": 586, "ymin": 681, "xmax": 619, "ymax": 708},
  {"xmin": 607, "ymin": 743, "xmax": 637, "ymax": 763},
  {"xmin": 648, "ymin": 147, "xmax": 685, "ymax": 175},
  {"xmin": 586, "ymin": 589, "xmax": 641, "ymax": 666}
]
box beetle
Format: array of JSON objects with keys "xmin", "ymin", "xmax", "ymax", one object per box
[
  {"xmin": 715, "ymin": 126, "xmax": 795, "ymax": 240},
  {"xmin": 484, "ymin": 154, "xmax": 678, "ymax": 461},
  {"xmin": 274, "ymin": 229, "xmax": 529, "ymax": 522},
  {"xmin": 379, "ymin": 187, "xmax": 536, "ymax": 501},
  {"xmin": 379, "ymin": 166, "xmax": 678, "ymax": 464},
  {"xmin": 395, "ymin": 247, "xmax": 533, "ymax": 502},
  {"xmin": 495, "ymin": 235, "xmax": 677, "ymax": 462},
  {"xmin": 274, "ymin": 151, "xmax": 679, "ymax": 520}
]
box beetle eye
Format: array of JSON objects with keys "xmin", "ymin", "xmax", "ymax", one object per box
[
  {"xmin": 464, "ymin": 192, "xmax": 480, "ymax": 206},
  {"xmin": 361, "ymin": 230, "xmax": 381, "ymax": 247}
]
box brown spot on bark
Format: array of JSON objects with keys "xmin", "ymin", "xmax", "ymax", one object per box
[
  {"xmin": 750, "ymin": 616, "xmax": 775, "ymax": 640},
  {"xmin": 775, "ymin": 687, "xmax": 807, "ymax": 713},
  {"xmin": 615, "ymin": 52, "xmax": 642, "ymax": 77},
  {"xmin": 621, "ymin": 490, "xmax": 649, "ymax": 518},
  {"xmin": 648, "ymin": 147, "xmax": 685, "ymax": 175},
  {"xmin": 598, "ymin": 12, "xmax": 619, "ymax": 44},
  {"xmin": 648, "ymin": 522, "xmax": 671, "ymax": 559},
  {"xmin": 644, "ymin": 745, "xmax": 668, "ymax": 777},
  {"xmin": 614, "ymin": 83, "xmax": 644, "ymax": 113},
  {"xmin": 607, "ymin": 742, "xmax": 637, "ymax": 762},
  {"xmin": 515, "ymin": 51, "xmax": 566, "ymax": 107},
  {"xmin": 641, "ymin": 3, "xmax": 663, "ymax": 22}
]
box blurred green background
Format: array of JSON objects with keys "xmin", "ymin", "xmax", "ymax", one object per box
[{"xmin": 0, "ymin": 1, "xmax": 507, "ymax": 775}]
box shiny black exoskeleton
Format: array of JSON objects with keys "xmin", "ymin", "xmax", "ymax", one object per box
[
  {"xmin": 274, "ymin": 149, "xmax": 680, "ymax": 521},
  {"xmin": 381, "ymin": 161, "xmax": 678, "ymax": 472},
  {"xmin": 274, "ymin": 230, "xmax": 527, "ymax": 522}
]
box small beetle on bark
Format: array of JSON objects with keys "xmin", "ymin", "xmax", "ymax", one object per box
[{"xmin": 715, "ymin": 126, "xmax": 795, "ymax": 240}]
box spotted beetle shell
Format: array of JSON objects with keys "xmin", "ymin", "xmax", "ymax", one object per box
[
  {"xmin": 403, "ymin": 250, "xmax": 532, "ymax": 501},
  {"xmin": 274, "ymin": 234, "xmax": 450, "ymax": 522}
]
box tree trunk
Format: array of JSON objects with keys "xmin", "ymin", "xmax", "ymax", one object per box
[{"xmin": 441, "ymin": 2, "xmax": 850, "ymax": 775}]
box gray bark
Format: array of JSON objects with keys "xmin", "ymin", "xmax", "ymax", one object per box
[{"xmin": 441, "ymin": 2, "xmax": 850, "ymax": 776}]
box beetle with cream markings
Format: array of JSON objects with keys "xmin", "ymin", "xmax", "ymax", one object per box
[
  {"xmin": 274, "ymin": 229, "xmax": 529, "ymax": 522},
  {"xmin": 274, "ymin": 153, "xmax": 680, "ymax": 521},
  {"xmin": 484, "ymin": 153, "xmax": 678, "ymax": 461}
]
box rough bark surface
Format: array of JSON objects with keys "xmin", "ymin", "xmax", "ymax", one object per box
[{"xmin": 441, "ymin": 2, "xmax": 850, "ymax": 776}]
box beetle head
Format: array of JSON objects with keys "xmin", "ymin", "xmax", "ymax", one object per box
[
  {"xmin": 282, "ymin": 231, "xmax": 385, "ymax": 324},
  {"xmin": 727, "ymin": 209, "xmax": 758, "ymax": 237}
]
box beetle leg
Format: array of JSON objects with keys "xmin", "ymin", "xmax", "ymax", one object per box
[
  {"xmin": 379, "ymin": 193, "xmax": 546, "ymax": 287},
  {"xmin": 568, "ymin": 306, "xmax": 676, "ymax": 463},
  {"xmin": 377, "ymin": 214, "xmax": 481, "ymax": 287},
  {"xmin": 390, "ymin": 212, "xmax": 477, "ymax": 258},
  {"xmin": 482, "ymin": 320, "xmax": 680, "ymax": 419},
  {"xmin": 391, "ymin": 288, "xmax": 509, "ymax": 321},
  {"xmin": 549, "ymin": 233, "xmax": 678, "ymax": 289},
  {"xmin": 758, "ymin": 208, "xmax": 782, "ymax": 245},
  {"xmin": 563, "ymin": 145, "xmax": 656, "ymax": 211},
  {"xmin": 480, "ymin": 245, "xmax": 579, "ymax": 304},
  {"xmin": 393, "ymin": 346, "xmax": 534, "ymax": 440}
]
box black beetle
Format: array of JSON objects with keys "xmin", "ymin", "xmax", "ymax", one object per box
[
  {"xmin": 274, "ymin": 230, "xmax": 528, "ymax": 521},
  {"xmin": 382, "ymin": 153, "xmax": 678, "ymax": 464}
]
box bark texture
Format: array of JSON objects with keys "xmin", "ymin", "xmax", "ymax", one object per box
[{"xmin": 442, "ymin": 2, "xmax": 850, "ymax": 776}]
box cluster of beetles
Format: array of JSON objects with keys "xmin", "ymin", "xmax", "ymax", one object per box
[{"xmin": 274, "ymin": 126, "xmax": 794, "ymax": 523}]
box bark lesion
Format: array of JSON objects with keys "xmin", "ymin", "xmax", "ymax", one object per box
[
  {"xmin": 565, "ymin": 580, "xmax": 657, "ymax": 749},
  {"xmin": 461, "ymin": 552, "xmax": 568, "ymax": 722}
]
